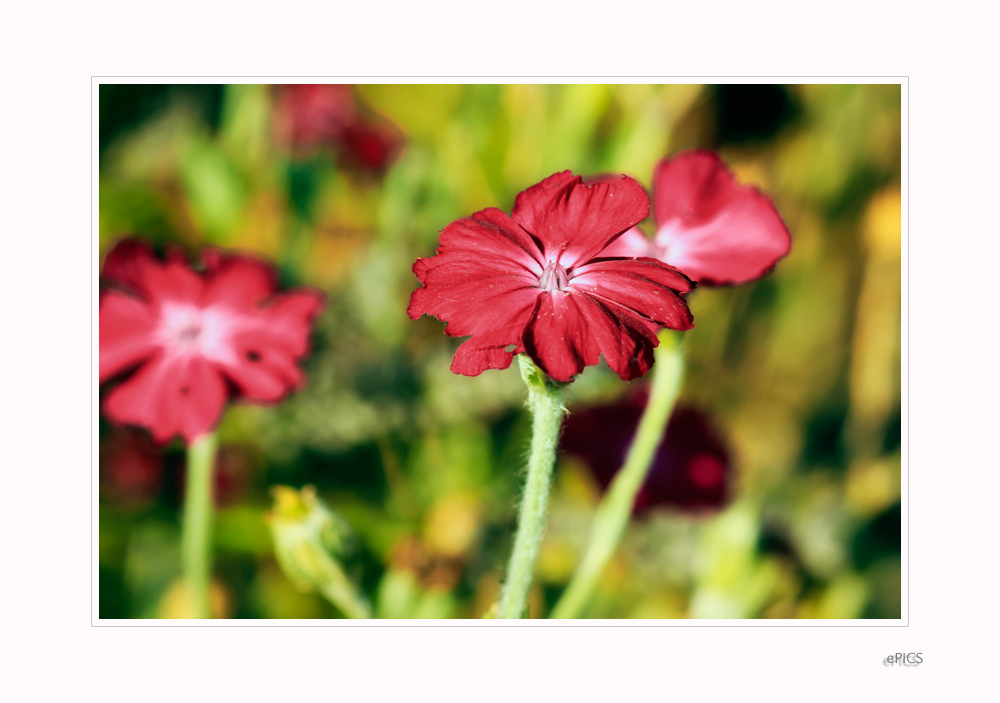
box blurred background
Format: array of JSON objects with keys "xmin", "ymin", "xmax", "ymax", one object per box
[{"xmin": 98, "ymin": 83, "xmax": 901, "ymax": 619}]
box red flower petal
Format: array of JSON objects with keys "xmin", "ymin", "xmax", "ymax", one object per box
[
  {"xmin": 522, "ymin": 293, "xmax": 598, "ymax": 382},
  {"xmin": 200, "ymin": 248, "xmax": 278, "ymax": 308},
  {"xmin": 450, "ymin": 317, "xmax": 532, "ymax": 376},
  {"xmin": 102, "ymin": 240, "xmax": 202, "ymax": 304},
  {"xmin": 570, "ymin": 258, "xmax": 695, "ymax": 331},
  {"xmin": 408, "ymin": 208, "xmax": 547, "ymax": 375},
  {"xmin": 214, "ymin": 291, "xmax": 325, "ymax": 402},
  {"xmin": 564, "ymin": 293, "xmax": 658, "ymax": 381},
  {"xmin": 651, "ymin": 150, "xmax": 791, "ymax": 286},
  {"xmin": 103, "ymin": 351, "xmax": 228, "ymax": 445},
  {"xmin": 411, "ymin": 263, "xmax": 541, "ymax": 374},
  {"xmin": 511, "ymin": 172, "xmax": 649, "ymax": 268},
  {"xmin": 99, "ymin": 290, "xmax": 160, "ymax": 383},
  {"xmin": 416, "ymin": 207, "xmax": 545, "ymax": 279}
]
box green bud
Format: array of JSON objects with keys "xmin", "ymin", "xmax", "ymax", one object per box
[{"xmin": 268, "ymin": 486, "xmax": 371, "ymax": 619}]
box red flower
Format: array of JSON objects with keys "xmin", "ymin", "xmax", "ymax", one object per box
[
  {"xmin": 274, "ymin": 84, "xmax": 404, "ymax": 172},
  {"xmin": 407, "ymin": 172, "xmax": 695, "ymax": 383},
  {"xmin": 99, "ymin": 240, "xmax": 325, "ymax": 445},
  {"xmin": 100, "ymin": 427, "xmax": 164, "ymax": 506},
  {"xmin": 561, "ymin": 395, "xmax": 730, "ymax": 514},
  {"xmin": 601, "ymin": 150, "xmax": 791, "ymax": 286}
]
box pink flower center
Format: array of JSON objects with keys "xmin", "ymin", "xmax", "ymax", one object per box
[{"xmin": 537, "ymin": 260, "xmax": 570, "ymax": 293}]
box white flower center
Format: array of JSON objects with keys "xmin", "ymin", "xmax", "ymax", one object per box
[
  {"xmin": 158, "ymin": 303, "xmax": 236, "ymax": 363},
  {"xmin": 537, "ymin": 260, "xmax": 570, "ymax": 293}
]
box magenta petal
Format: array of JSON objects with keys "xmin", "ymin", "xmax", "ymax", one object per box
[
  {"xmin": 103, "ymin": 352, "xmax": 228, "ymax": 445},
  {"xmin": 570, "ymin": 258, "xmax": 694, "ymax": 331},
  {"xmin": 652, "ymin": 151, "xmax": 791, "ymax": 286},
  {"xmin": 99, "ymin": 290, "xmax": 160, "ymax": 383},
  {"xmin": 511, "ymin": 172, "xmax": 650, "ymax": 269}
]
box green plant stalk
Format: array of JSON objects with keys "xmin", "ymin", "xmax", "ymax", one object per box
[
  {"xmin": 315, "ymin": 558, "xmax": 372, "ymax": 620},
  {"xmin": 182, "ymin": 432, "xmax": 219, "ymax": 619},
  {"xmin": 498, "ymin": 356, "xmax": 567, "ymax": 619},
  {"xmin": 551, "ymin": 330, "xmax": 684, "ymax": 619}
]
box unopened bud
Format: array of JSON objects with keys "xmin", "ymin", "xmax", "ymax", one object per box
[{"xmin": 268, "ymin": 485, "xmax": 371, "ymax": 619}]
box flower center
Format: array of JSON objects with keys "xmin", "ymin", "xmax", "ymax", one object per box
[
  {"xmin": 158, "ymin": 303, "xmax": 229, "ymax": 360},
  {"xmin": 177, "ymin": 321, "xmax": 203, "ymax": 343},
  {"xmin": 537, "ymin": 260, "xmax": 570, "ymax": 293}
]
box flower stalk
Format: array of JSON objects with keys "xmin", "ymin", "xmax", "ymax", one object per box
[
  {"xmin": 498, "ymin": 356, "xmax": 567, "ymax": 619},
  {"xmin": 551, "ymin": 329, "xmax": 685, "ymax": 619},
  {"xmin": 181, "ymin": 431, "xmax": 219, "ymax": 619}
]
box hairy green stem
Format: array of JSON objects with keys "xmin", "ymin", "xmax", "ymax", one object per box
[
  {"xmin": 182, "ymin": 432, "xmax": 219, "ymax": 619},
  {"xmin": 498, "ymin": 356, "xmax": 567, "ymax": 619},
  {"xmin": 551, "ymin": 330, "xmax": 684, "ymax": 619}
]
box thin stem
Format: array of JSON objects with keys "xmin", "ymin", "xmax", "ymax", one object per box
[
  {"xmin": 497, "ymin": 356, "xmax": 567, "ymax": 619},
  {"xmin": 319, "ymin": 573, "xmax": 373, "ymax": 620},
  {"xmin": 551, "ymin": 330, "xmax": 684, "ymax": 619},
  {"xmin": 182, "ymin": 432, "xmax": 219, "ymax": 619}
]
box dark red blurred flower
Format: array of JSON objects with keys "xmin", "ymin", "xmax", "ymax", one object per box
[
  {"xmin": 100, "ymin": 427, "xmax": 164, "ymax": 506},
  {"xmin": 601, "ymin": 150, "xmax": 791, "ymax": 286},
  {"xmin": 99, "ymin": 240, "xmax": 325, "ymax": 445},
  {"xmin": 174, "ymin": 444, "xmax": 253, "ymax": 507},
  {"xmin": 407, "ymin": 171, "xmax": 695, "ymax": 383},
  {"xmin": 561, "ymin": 394, "xmax": 730, "ymax": 513},
  {"xmin": 274, "ymin": 84, "xmax": 404, "ymax": 172},
  {"xmin": 212, "ymin": 445, "xmax": 253, "ymax": 507}
]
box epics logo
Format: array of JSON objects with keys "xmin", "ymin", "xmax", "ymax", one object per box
[{"xmin": 883, "ymin": 653, "xmax": 923, "ymax": 667}]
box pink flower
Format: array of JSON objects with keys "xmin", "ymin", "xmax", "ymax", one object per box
[
  {"xmin": 601, "ymin": 151, "xmax": 791, "ymax": 286},
  {"xmin": 99, "ymin": 240, "xmax": 325, "ymax": 445},
  {"xmin": 407, "ymin": 171, "xmax": 695, "ymax": 383}
]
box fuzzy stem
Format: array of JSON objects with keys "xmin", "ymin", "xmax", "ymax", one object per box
[
  {"xmin": 182, "ymin": 432, "xmax": 219, "ymax": 619},
  {"xmin": 497, "ymin": 356, "xmax": 567, "ymax": 619},
  {"xmin": 551, "ymin": 330, "xmax": 684, "ymax": 619}
]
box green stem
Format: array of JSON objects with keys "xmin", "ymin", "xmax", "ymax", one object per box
[
  {"xmin": 551, "ymin": 330, "xmax": 684, "ymax": 619},
  {"xmin": 182, "ymin": 432, "xmax": 219, "ymax": 619},
  {"xmin": 319, "ymin": 573, "xmax": 373, "ymax": 620},
  {"xmin": 497, "ymin": 356, "xmax": 567, "ymax": 619}
]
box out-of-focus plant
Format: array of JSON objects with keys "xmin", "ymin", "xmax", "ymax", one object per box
[
  {"xmin": 551, "ymin": 150, "xmax": 792, "ymax": 619},
  {"xmin": 99, "ymin": 240, "xmax": 324, "ymax": 617},
  {"xmin": 268, "ymin": 486, "xmax": 371, "ymax": 619}
]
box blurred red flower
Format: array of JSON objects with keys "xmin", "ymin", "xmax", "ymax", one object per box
[
  {"xmin": 561, "ymin": 394, "xmax": 731, "ymax": 514},
  {"xmin": 274, "ymin": 84, "xmax": 404, "ymax": 172},
  {"xmin": 100, "ymin": 427, "xmax": 164, "ymax": 506},
  {"xmin": 601, "ymin": 150, "xmax": 791, "ymax": 286},
  {"xmin": 407, "ymin": 171, "xmax": 695, "ymax": 383},
  {"xmin": 99, "ymin": 240, "xmax": 325, "ymax": 445}
]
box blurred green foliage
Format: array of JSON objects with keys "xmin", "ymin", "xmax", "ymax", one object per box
[{"xmin": 98, "ymin": 83, "xmax": 901, "ymax": 619}]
